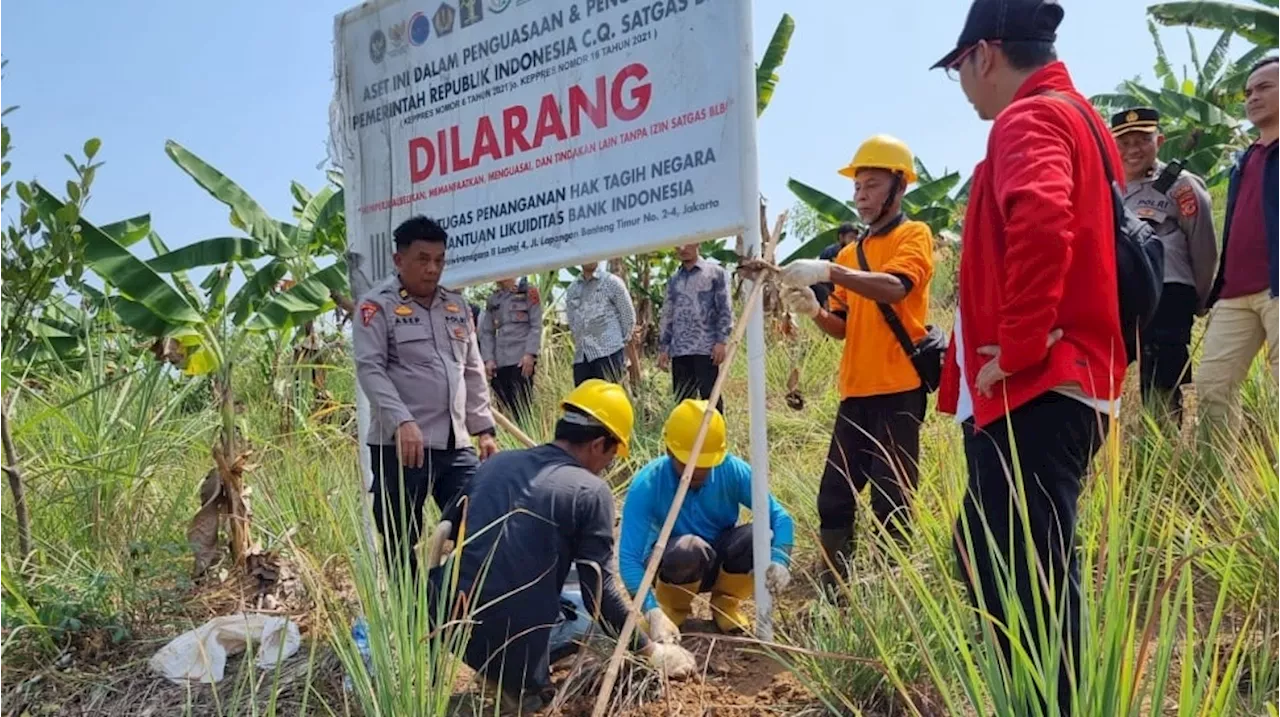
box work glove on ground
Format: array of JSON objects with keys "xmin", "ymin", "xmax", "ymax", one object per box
[
  {"xmin": 646, "ymin": 607, "xmax": 682, "ymax": 644},
  {"xmin": 765, "ymin": 562, "xmax": 791, "ymax": 595},
  {"xmin": 779, "ymin": 259, "xmax": 834, "ymax": 288},
  {"xmin": 647, "ymin": 643, "xmax": 698, "ymax": 679},
  {"xmin": 781, "ymin": 286, "xmax": 821, "ymax": 317}
]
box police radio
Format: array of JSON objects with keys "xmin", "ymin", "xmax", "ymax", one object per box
[{"xmin": 1152, "ymin": 159, "xmax": 1184, "ymax": 194}]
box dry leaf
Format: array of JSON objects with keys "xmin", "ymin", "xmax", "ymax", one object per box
[{"xmin": 188, "ymin": 469, "xmax": 226, "ymax": 577}]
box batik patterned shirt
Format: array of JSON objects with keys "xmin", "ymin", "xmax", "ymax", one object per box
[
  {"xmin": 565, "ymin": 271, "xmax": 636, "ymax": 363},
  {"xmin": 658, "ymin": 259, "xmax": 733, "ymax": 358}
]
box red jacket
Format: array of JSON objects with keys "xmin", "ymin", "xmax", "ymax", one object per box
[{"xmin": 938, "ymin": 62, "xmax": 1127, "ymax": 428}]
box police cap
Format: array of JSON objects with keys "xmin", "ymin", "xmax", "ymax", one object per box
[{"xmin": 1110, "ymin": 107, "xmax": 1160, "ymax": 137}]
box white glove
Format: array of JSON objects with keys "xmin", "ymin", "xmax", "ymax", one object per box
[
  {"xmin": 645, "ymin": 607, "xmax": 682, "ymax": 644},
  {"xmin": 781, "ymin": 286, "xmax": 821, "ymax": 317},
  {"xmin": 647, "ymin": 643, "xmax": 698, "ymax": 679},
  {"xmin": 765, "ymin": 562, "xmax": 791, "ymax": 595},
  {"xmin": 779, "ymin": 259, "xmax": 834, "ymax": 288}
]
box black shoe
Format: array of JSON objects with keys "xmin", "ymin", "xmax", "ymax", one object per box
[{"xmin": 818, "ymin": 526, "xmax": 854, "ymax": 600}]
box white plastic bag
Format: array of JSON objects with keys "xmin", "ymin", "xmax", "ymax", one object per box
[{"xmin": 149, "ymin": 613, "xmax": 301, "ymax": 684}]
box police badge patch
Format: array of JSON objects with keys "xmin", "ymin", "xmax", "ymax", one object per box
[
  {"xmin": 360, "ymin": 301, "xmax": 380, "ymax": 326},
  {"xmin": 1172, "ymin": 185, "xmax": 1198, "ymax": 217}
]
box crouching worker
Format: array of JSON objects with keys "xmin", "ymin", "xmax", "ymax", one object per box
[
  {"xmin": 429, "ymin": 380, "xmax": 697, "ymax": 711},
  {"xmin": 619, "ymin": 400, "xmax": 794, "ymax": 642}
]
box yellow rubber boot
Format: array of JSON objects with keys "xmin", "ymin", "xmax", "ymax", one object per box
[
  {"xmin": 709, "ymin": 569, "xmax": 753, "ymax": 634},
  {"xmin": 653, "ymin": 579, "xmax": 700, "ymax": 627}
]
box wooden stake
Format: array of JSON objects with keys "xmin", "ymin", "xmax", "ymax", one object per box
[{"xmin": 590, "ymin": 272, "xmax": 770, "ymax": 717}]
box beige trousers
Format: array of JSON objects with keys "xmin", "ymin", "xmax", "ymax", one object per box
[{"xmin": 1195, "ymin": 290, "xmax": 1279, "ymax": 427}]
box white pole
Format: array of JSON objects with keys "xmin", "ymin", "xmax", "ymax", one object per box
[{"xmin": 736, "ymin": 3, "xmax": 772, "ymax": 641}]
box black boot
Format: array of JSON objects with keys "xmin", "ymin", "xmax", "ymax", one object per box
[{"xmin": 818, "ymin": 526, "xmax": 854, "ymax": 599}]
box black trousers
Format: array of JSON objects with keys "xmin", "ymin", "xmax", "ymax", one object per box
[
  {"xmin": 368, "ymin": 444, "xmax": 479, "ymax": 580},
  {"xmin": 1140, "ymin": 283, "xmax": 1198, "ymax": 422},
  {"xmin": 672, "ymin": 354, "xmax": 723, "ymax": 414},
  {"xmin": 955, "ymin": 392, "xmax": 1107, "ymax": 716},
  {"xmin": 657, "ymin": 524, "xmax": 755, "ymax": 589},
  {"xmin": 572, "ymin": 349, "xmax": 626, "ymax": 385},
  {"xmin": 817, "ymin": 390, "xmax": 926, "ymax": 537},
  {"xmin": 492, "ymin": 365, "xmax": 534, "ymax": 421}
]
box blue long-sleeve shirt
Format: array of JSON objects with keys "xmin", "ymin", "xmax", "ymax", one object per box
[{"xmin": 618, "ymin": 455, "xmax": 794, "ymax": 612}]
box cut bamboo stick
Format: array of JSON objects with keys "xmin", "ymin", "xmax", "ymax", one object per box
[
  {"xmin": 591, "ymin": 239, "xmax": 776, "ymax": 716},
  {"xmin": 491, "ymin": 408, "xmax": 536, "ymax": 448}
]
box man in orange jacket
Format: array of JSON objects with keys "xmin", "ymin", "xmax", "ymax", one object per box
[
  {"xmin": 933, "ymin": 0, "xmax": 1126, "ymax": 713},
  {"xmin": 778, "ymin": 135, "xmax": 934, "ymax": 593}
]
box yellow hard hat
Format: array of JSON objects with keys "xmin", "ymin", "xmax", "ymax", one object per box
[
  {"xmin": 663, "ymin": 399, "xmax": 727, "ymax": 469},
  {"xmin": 561, "ymin": 379, "xmax": 634, "ymax": 458},
  {"xmin": 837, "ymin": 135, "xmax": 918, "ymax": 184}
]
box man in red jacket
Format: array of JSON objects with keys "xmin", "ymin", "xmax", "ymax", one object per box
[{"xmin": 932, "ymin": 0, "xmax": 1126, "ymax": 713}]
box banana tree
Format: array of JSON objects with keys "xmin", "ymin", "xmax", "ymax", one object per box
[
  {"xmin": 161, "ymin": 141, "xmax": 350, "ymax": 428},
  {"xmin": 1148, "ymin": 0, "xmax": 1279, "ymax": 48},
  {"xmin": 33, "ymin": 169, "xmax": 345, "ymax": 569},
  {"xmin": 1094, "ymin": 16, "xmax": 1273, "ymax": 186}
]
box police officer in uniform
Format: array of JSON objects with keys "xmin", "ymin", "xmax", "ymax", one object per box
[
  {"xmin": 355, "ymin": 215, "xmax": 499, "ymax": 580},
  {"xmin": 1112, "ymin": 107, "xmax": 1219, "ymax": 422},
  {"xmin": 479, "ymin": 277, "xmax": 543, "ymax": 421}
]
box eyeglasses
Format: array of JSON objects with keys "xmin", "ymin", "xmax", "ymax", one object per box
[{"xmin": 945, "ymin": 40, "xmax": 1000, "ymax": 82}]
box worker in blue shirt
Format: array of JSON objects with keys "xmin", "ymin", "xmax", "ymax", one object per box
[{"xmin": 618, "ymin": 400, "xmax": 795, "ymax": 642}]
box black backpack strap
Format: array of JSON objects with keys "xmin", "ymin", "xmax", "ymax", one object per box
[{"xmin": 854, "ymin": 238, "xmax": 917, "ymax": 359}]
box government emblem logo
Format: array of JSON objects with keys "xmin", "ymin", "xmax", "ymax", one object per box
[
  {"xmin": 410, "ymin": 11, "xmax": 431, "ymax": 45},
  {"xmin": 433, "ymin": 3, "xmax": 456, "ymax": 36},
  {"xmin": 388, "ymin": 21, "xmax": 407, "ymax": 50},
  {"xmin": 460, "ymin": 0, "xmax": 484, "ymax": 27}
]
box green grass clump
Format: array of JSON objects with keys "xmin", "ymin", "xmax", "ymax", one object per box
[{"xmin": 2, "ymin": 306, "xmax": 1277, "ymax": 716}]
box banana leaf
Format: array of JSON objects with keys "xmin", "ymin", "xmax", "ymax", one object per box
[
  {"xmin": 1148, "ymin": 1, "xmax": 1279, "ymax": 47},
  {"xmin": 111, "ymin": 296, "xmax": 177, "ymax": 337},
  {"xmin": 904, "ymin": 172, "xmax": 962, "ymax": 207},
  {"xmin": 146, "ymin": 231, "xmax": 204, "ymax": 315},
  {"xmin": 99, "ymin": 214, "xmax": 151, "ymax": 247},
  {"xmin": 290, "ymin": 181, "xmax": 313, "ymax": 215},
  {"xmin": 787, "ymin": 179, "xmax": 858, "ymax": 224},
  {"xmin": 164, "ymin": 140, "xmax": 293, "ymax": 258},
  {"xmin": 227, "ymin": 257, "xmax": 289, "ymax": 327},
  {"xmin": 299, "ymin": 187, "xmax": 346, "ymax": 254},
  {"xmin": 1149, "ymin": 19, "xmax": 1179, "ymax": 88},
  {"xmin": 207, "ymin": 264, "xmax": 235, "ymax": 313},
  {"xmin": 756, "ymin": 14, "xmax": 794, "ymax": 117},
  {"xmin": 781, "ymin": 226, "xmax": 840, "ymax": 265},
  {"xmin": 244, "ymin": 264, "xmax": 346, "ymax": 331},
  {"xmin": 32, "ymin": 185, "xmax": 202, "ymax": 326},
  {"xmin": 147, "ymin": 236, "xmax": 264, "ymax": 273},
  {"xmin": 1201, "ymin": 29, "xmax": 1235, "ymax": 88},
  {"xmin": 297, "ymin": 186, "xmax": 337, "ymax": 235},
  {"xmin": 184, "ymin": 345, "xmax": 219, "ymax": 376}
]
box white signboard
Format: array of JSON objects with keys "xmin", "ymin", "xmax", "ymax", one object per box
[{"xmin": 333, "ymin": 0, "xmax": 750, "ymax": 293}]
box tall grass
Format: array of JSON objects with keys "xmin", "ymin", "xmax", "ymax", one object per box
[{"xmin": 2, "ymin": 307, "xmax": 1276, "ymax": 716}]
